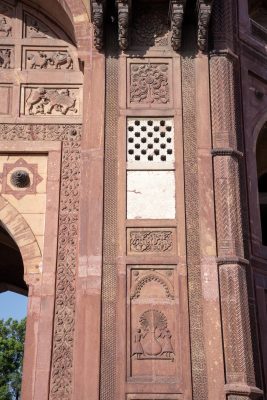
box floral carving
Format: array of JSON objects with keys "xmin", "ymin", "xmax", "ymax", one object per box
[
  {"xmin": 0, "ymin": 49, "xmax": 12, "ymax": 69},
  {"xmin": 130, "ymin": 230, "xmax": 173, "ymax": 253},
  {"xmin": 25, "ymin": 88, "xmax": 78, "ymax": 116},
  {"xmin": 132, "ymin": 310, "xmax": 174, "ymax": 360},
  {"xmin": 132, "ymin": 8, "xmax": 169, "ymax": 47},
  {"xmin": 27, "ymin": 51, "xmax": 73, "ymax": 70},
  {"xmin": 130, "ymin": 63, "xmax": 170, "ymax": 105}
]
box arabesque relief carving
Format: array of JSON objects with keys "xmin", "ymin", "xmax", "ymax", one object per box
[
  {"xmin": 132, "ymin": 310, "xmax": 175, "ymax": 361},
  {"xmin": 27, "ymin": 50, "xmax": 73, "ymax": 70},
  {"xmin": 0, "ymin": 49, "xmax": 12, "ymax": 69},
  {"xmin": 130, "ymin": 63, "xmax": 169, "ymax": 105},
  {"xmin": 25, "ymin": 87, "xmax": 78, "ymax": 116},
  {"xmin": 129, "ymin": 231, "xmax": 173, "ymax": 253}
]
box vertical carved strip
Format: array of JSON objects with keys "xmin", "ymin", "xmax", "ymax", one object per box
[
  {"xmin": 182, "ymin": 56, "xmax": 208, "ymax": 400},
  {"xmin": 210, "ymin": 53, "xmax": 261, "ymax": 398},
  {"xmin": 100, "ymin": 26, "xmax": 119, "ymax": 400},
  {"xmin": 50, "ymin": 140, "xmax": 81, "ymax": 400},
  {"xmin": 211, "ymin": 0, "xmax": 235, "ymax": 50}
]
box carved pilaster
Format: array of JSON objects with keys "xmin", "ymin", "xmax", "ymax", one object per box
[
  {"xmin": 169, "ymin": 0, "xmax": 186, "ymax": 51},
  {"xmin": 210, "ymin": 52, "xmax": 263, "ymax": 399},
  {"xmin": 197, "ymin": 0, "xmax": 213, "ymax": 51},
  {"xmin": 92, "ymin": 0, "xmax": 106, "ymax": 50},
  {"xmin": 117, "ymin": 0, "xmax": 131, "ymax": 50}
]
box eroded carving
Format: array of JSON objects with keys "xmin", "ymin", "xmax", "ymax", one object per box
[
  {"xmin": 197, "ymin": 0, "xmax": 213, "ymax": 51},
  {"xmin": 24, "ymin": 13, "xmax": 56, "ymax": 39},
  {"xmin": 132, "ymin": 310, "xmax": 174, "ymax": 360},
  {"xmin": 131, "ymin": 271, "xmax": 175, "ymax": 300},
  {"xmin": 27, "ymin": 51, "xmax": 73, "ymax": 70},
  {"xmin": 132, "ymin": 7, "xmax": 169, "ymax": 47},
  {"xmin": 117, "ymin": 0, "xmax": 131, "ymax": 50},
  {"xmin": 25, "ymin": 88, "xmax": 78, "ymax": 116},
  {"xmin": 170, "ymin": 0, "xmax": 187, "ymax": 51},
  {"xmin": 130, "ymin": 63, "xmax": 169, "ymax": 105},
  {"xmin": 92, "ymin": 0, "xmax": 106, "ymax": 50},
  {"xmin": 129, "ymin": 230, "xmax": 173, "ymax": 252},
  {"xmin": 0, "ymin": 49, "xmax": 11, "ymax": 69},
  {"xmin": 0, "ymin": 17, "xmax": 11, "ymax": 37}
]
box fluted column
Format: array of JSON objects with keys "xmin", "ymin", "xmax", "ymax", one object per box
[{"xmin": 210, "ymin": 51, "xmax": 262, "ymax": 400}]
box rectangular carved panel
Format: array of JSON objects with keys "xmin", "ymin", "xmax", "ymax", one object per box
[
  {"xmin": 127, "ymin": 59, "xmax": 172, "ymax": 108},
  {"xmin": 127, "ymin": 266, "xmax": 181, "ymax": 383},
  {"xmin": 24, "ymin": 48, "xmax": 74, "ymax": 70},
  {"xmin": 0, "ymin": 3, "xmax": 14, "ymax": 38},
  {"xmin": 0, "ymin": 85, "xmax": 12, "ymax": 115},
  {"xmin": 0, "ymin": 46, "xmax": 14, "ymax": 69},
  {"xmin": 127, "ymin": 228, "xmax": 176, "ymax": 255},
  {"xmin": 21, "ymin": 86, "xmax": 81, "ymax": 116}
]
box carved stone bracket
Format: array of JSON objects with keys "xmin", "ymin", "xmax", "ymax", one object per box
[
  {"xmin": 117, "ymin": 0, "xmax": 131, "ymax": 50},
  {"xmin": 169, "ymin": 0, "xmax": 187, "ymax": 51},
  {"xmin": 92, "ymin": 0, "xmax": 106, "ymax": 50},
  {"xmin": 197, "ymin": 0, "xmax": 213, "ymax": 51}
]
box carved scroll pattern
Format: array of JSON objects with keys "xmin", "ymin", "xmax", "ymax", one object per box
[
  {"xmin": 130, "ymin": 63, "xmax": 170, "ymax": 105},
  {"xmin": 0, "ymin": 124, "xmax": 81, "ymax": 399},
  {"xmin": 129, "ymin": 231, "xmax": 173, "ymax": 253}
]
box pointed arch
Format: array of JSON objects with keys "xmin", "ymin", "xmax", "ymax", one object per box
[{"xmin": 0, "ymin": 195, "xmax": 42, "ymax": 278}]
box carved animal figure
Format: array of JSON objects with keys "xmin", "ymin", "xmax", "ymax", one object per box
[
  {"xmin": 27, "ymin": 51, "xmax": 48, "ymax": 69},
  {"xmin": 0, "ymin": 17, "xmax": 11, "ymax": 37},
  {"xmin": 0, "ymin": 49, "xmax": 11, "ymax": 68},
  {"xmin": 45, "ymin": 89, "xmax": 77, "ymax": 115},
  {"xmin": 49, "ymin": 52, "xmax": 73, "ymax": 69},
  {"xmin": 26, "ymin": 87, "xmax": 47, "ymax": 115}
]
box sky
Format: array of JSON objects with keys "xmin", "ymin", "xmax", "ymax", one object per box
[{"xmin": 0, "ymin": 291, "xmax": 28, "ymax": 320}]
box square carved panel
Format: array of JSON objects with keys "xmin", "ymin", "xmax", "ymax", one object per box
[{"xmin": 127, "ymin": 58, "xmax": 173, "ymax": 109}]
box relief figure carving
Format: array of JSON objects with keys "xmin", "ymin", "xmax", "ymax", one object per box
[
  {"xmin": 0, "ymin": 17, "xmax": 11, "ymax": 37},
  {"xmin": 132, "ymin": 310, "xmax": 174, "ymax": 361},
  {"xmin": 130, "ymin": 63, "xmax": 170, "ymax": 105},
  {"xmin": 27, "ymin": 51, "xmax": 73, "ymax": 70},
  {"xmin": 26, "ymin": 88, "xmax": 78, "ymax": 115},
  {"xmin": 0, "ymin": 49, "xmax": 11, "ymax": 68},
  {"xmin": 130, "ymin": 231, "xmax": 173, "ymax": 253}
]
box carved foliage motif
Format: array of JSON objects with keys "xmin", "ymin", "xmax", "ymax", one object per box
[
  {"xmin": 26, "ymin": 50, "xmax": 73, "ymax": 70},
  {"xmin": 197, "ymin": 0, "xmax": 213, "ymax": 51},
  {"xmin": 25, "ymin": 87, "xmax": 78, "ymax": 116},
  {"xmin": 132, "ymin": 7, "xmax": 169, "ymax": 47},
  {"xmin": 0, "ymin": 48, "xmax": 12, "ymax": 69},
  {"xmin": 170, "ymin": 0, "xmax": 187, "ymax": 51},
  {"xmin": 92, "ymin": 0, "xmax": 106, "ymax": 50},
  {"xmin": 132, "ymin": 309, "xmax": 175, "ymax": 361},
  {"xmin": 129, "ymin": 231, "xmax": 173, "ymax": 253},
  {"xmin": 118, "ymin": 0, "xmax": 130, "ymax": 50},
  {"xmin": 130, "ymin": 63, "xmax": 169, "ymax": 105}
]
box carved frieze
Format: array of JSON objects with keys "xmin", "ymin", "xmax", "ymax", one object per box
[
  {"xmin": 0, "ymin": 48, "xmax": 13, "ymax": 69},
  {"xmin": 24, "ymin": 12, "xmax": 57, "ymax": 39},
  {"xmin": 127, "ymin": 229, "xmax": 176, "ymax": 254},
  {"xmin": 169, "ymin": 0, "xmax": 187, "ymax": 51},
  {"xmin": 131, "ymin": 6, "xmax": 169, "ymax": 48},
  {"xmin": 26, "ymin": 50, "xmax": 73, "ymax": 70},
  {"xmin": 129, "ymin": 63, "xmax": 170, "ymax": 105},
  {"xmin": 92, "ymin": 0, "xmax": 106, "ymax": 50},
  {"xmin": 23, "ymin": 87, "xmax": 80, "ymax": 116},
  {"xmin": 128, "ymin": 266, "xmax": 180, "ymax": 382},
  {"xmin": 197, "ymin": 0, "xmax": 213, "ymax": 51},
  {"xmin": 117, "ymin": 0, "xmax": 131, "ymax": 50}
]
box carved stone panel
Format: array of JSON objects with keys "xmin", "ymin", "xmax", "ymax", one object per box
[
  {"xmin": 128, "ymin": 59, "xmax": 172, "ymax": 109},
  {"xmin": 23, "ymin": 12, "xmax": 58, "ymax": 39},
  {"xmin": 24, "ymin": 49, "xmax": 74, "ymax": 70},
  {"xmin": 0, "ymin": 3, "xmax": 14, "ymax": 38},
  {"xmin": 127, "ymin": 266, "xmax": 180, "ymax": 383},
  {"xmin": 0, "ymin": 47, "xmax": 13, "ymax": 69},
  {"xmin": 21, "ymin": 86, "xmax": 81, "ymax": 116},
  {"xmin": 127, "ymin": 228, "xmax": 176, "ymax": 256}
]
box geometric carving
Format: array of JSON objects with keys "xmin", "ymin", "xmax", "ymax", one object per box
[
  {"xmin": 131, "ymin": 271, "xmax": 175, "ymax": 300},
  {"xmin": 0, "ymin": 48, "xmax": 12, "ymax": 69},
  {"xmin": 127, "ymin": 118, "xmax": 174, "ymax": 163},
  {"xmin": 26, "ymin": 50, "xmax": 73, "ymax": 70},
  {"xmin": 128, "ymin": 229, "xmax": 175, "ymax": 254},
  {"xmin": 169, "ymin": 0, "xmax": 187, "ymax": 51},
  {"xmin": 130, "ymin": 63, "xmax": 170, "ymax": 105},
  {"xmin": 197, "ymin": 0, "xmax": 213, "ymax": 51},
  {"xmin": 0, "ymin": 158, "xmax": 43, "ymax": 200},
  {"xmin": 24, "ymin": 12, "xmax": 57, "ymax": 39},
  {"xmin": 24, "ymin": 87, "xmax": 78, "ymax": 116},
  {"xmin": 132, "ymin": 310, "xmax": 174, "ymax": 361},
  {"xmin": 131, "ymin": 6, "xmax": 169, "ymax": 48}
]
